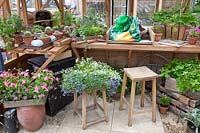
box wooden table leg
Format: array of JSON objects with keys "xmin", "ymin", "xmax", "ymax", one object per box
[
  {"xmin": 119, "ymin": 73, "xmax": 127, "ymax": 110},
  {"xmin": 82, "ymin": 92, "xmax": 87, "ymax": 130},
  {"xmin": 128, "ymin": 81, "xmax": 136, "ymax": 127},
  {"xmin": 93, "ymin": 90, "xmax": 97, "ymax": 109},
  {"xmin": 102, "ymin": 89, "xmax": 109, "ymax": 122},
  {"xmin": 141, "ymin": 81, "xmax": 146, "ymax": 107},
  {"xmin": 152, "ymin": 79, "xmax": 157, "ymax": 122},
  {"xmin": 34, "ymin": 54, "xmax": 56, "ymax": 76},
  {"xmin": 73, "ymin": 91, "xmax": 78, "ymax": 114},
  {"xmin": 71, "ymin": 43, "xmax": 81, "ymax": 59}
]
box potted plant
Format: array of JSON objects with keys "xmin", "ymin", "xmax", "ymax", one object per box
[
  {"xmin": 62, "ymin": 58, "xmax": 121, "ymax": 96},
  {"xmin": 159, "ymin": 95, "xmax": 171, "ymax": 114},
  {"xmin": 9, "ymin": 14, "xmax": 24, "ymax": 44},
  {"xmin": 52, "ymin": 11, "xmax": 61, "ymax": 27},
  {"xmin": 0, "ymin": 18, "xmax": 15, "ymax": 50},
  {"xmin": 185, "ymin": 27, "xmax": 200, "ymax": 45},
  {"xmin": 23, "ymin": 31, "xmax": 34, "ymax": 46},
  {"xmin": 38, "ymin": 32, "xmax": 50, "ymax": 44},
  {"xmin": 53, "ymin": 30, "xmax": 63, "ymax": 40},
  {"xmin": 152, "ymin": 24, "xmax": 164, "ymax": 42},
  {"xmin": 45, "ymin": 26, "xmax": 54, "ymax": 36},
  {"xmin": 184, "ymin": 108, "xmax": 200, "ymax": 133},
  {"xmin": 32, "ymin": 25, "xmax": 44, "ymax": 38},
  {"xmin": 0, "ymin": 68, "xmax": 55, "ymax": 132}
]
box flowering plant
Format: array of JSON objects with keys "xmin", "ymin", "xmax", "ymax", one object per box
[
  {"xmin": 186, "ymin": 27, "xmax": 200, "ymax": 37},
  {"xmin": 62, "ymin": 58, "xmax": 121, "ymax": 96},
  {"xmin": 0, "ymin": 69, "xmax": 56, "ymax": 102}
]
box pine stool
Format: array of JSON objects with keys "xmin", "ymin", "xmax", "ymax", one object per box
[
  {"xmin": 73, "ymin": 89, "xmax": 109, "ymax": 130},
  {"xmin": 119, "ymin": 66, "xmax": 158, "ymax": 127}
]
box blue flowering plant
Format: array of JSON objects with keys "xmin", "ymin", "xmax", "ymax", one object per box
[
  {"xmin": 0, "ymin": 68, "xmax": 57, "ymax": 102},
  {"xmin": 62, "ymin": 58, "xmax": 121, "ymax": 96}
]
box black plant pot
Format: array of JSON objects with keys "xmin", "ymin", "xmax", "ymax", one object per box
[{"xmin": 187, "ymin": 121, "xmax": 200, "ymax": 133}]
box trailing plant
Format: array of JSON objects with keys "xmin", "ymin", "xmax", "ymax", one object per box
[
  {"xmin": 185, "ymin": 108, "xmax": 200, "ymax": 133},
  {"xmin": 159, "ymin": 95, "xmax": 171, "ymax": 107},
  {"xmin": 62, "ymin": 58, "xmax": 121, "ymax": 95},
  {"xmin": 161, "ymin": 58, "xmax": 200, "ymax": 93},
  {"xmin": 186, "ymin": 26, "xmax": 200, "ymax": 37}
]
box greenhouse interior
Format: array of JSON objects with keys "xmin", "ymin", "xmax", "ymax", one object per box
[{"xmin": 0, "ymin": 0, "xmax": 200, "ymax": 133}]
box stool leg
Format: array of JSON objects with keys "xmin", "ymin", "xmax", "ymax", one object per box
[
  {"xmin": 128, "ymin": 81, "xmax": 136, "ymax": 127},
  {"xmin": 152, "ymin": 79, "xmax": 156, "ymax": 122},
  {"xmin": 82, "ymin": 92, "xmax": 87, "ymax": 130},
  {"xmin": 73, "ymin": 91, "xmax": 78, "ymax": 114},
  {"xmin": 140, "ymin": 81, "xmax": 146, "ymax": 107},
  {"xmin": 102, "ymin": 89, "xmax": 109, "ymax": 122},
  {"xmin": 119, "ymin": 73, "xmax": 127, "ymax": 110},
  {"xmin": 93, "ymin": 90, "xmax": 97, "ymax": 109}
]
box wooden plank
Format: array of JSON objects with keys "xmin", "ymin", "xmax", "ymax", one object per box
[
  {"xmin": 48, "ymin": 45, "xmax": 70, "ymax": 54},
  {"xmin": 71, "ymin": 42, "xmax": 81, "ymax": 58},
  {"xmin": 133, "ymin": 0, "xmax": 137, "ymax": 16},
  {"xmin": 54, "ymin": 0, "xmax": 62, "ymax": 12},
  {"xmin": 59, "ymin": 0, "xmax": 64, "ymax": 24},
  {"xmin": 21, "ymin": 0, "xmax": 28, "ymax": 25},
  {"xmin": 17, "ymin": 0, "xmax": 21, "ymax": 16},
  {"xmin": 171, "ymin": 25, "xmax": 179, "ymax": 40},
  {"xmin": 0, "ymin": 0, "xmax": 5, "ymax": 7},
  {"xmin": 105, "ymin": 0, "xmax": 110, "ymax": 28},
  {"xmin": 129, "ymin": 0, "xmax": 133, "ymax": 16},
  {"xmin": 128, "ymin": 50, "xmax": 132, "ymax": 67},
  {"xmin": 73, "ymin": 42, "xmax": 200, "ymax": 53},
  {"xmin": 82, "ymin": 0, "xmax": 87, "ymax": 16},
  {"xmin": 53, "ymin": 38, "xmax": 71, "ymax": 46}
]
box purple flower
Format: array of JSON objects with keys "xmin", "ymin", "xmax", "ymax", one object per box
[
  {"xmin": 25, "ymin": 88, "xmax": 29, "ymax": 92},
  {"xmin": 4, "ymin": 81, "xmax": 9, "ymax": 87},
  {"xmin": 34, "ymin": 86, "xmax": 40, "ymax": 93},
  {"xmin": 185, "ymin": 29, "xmax": 190, "ymax": 34},
  {"xmin": 23, "ymin": 96, "xmax": 27, "ymax": 100},
  {"xmin": 44, "ymin": 76, "xmax": 48, "ymax": 81},
  {"xmin": 14, "ymin": 96, "xmax": 18, "ymax": 100},
  {"xmin": 22, "ymin": 80, "xmax": 26, "ymax": 84}
]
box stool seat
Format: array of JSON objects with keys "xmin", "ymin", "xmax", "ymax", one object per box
[{"xmin": 124, "ymin": 66, "xmax": 158, "ymax": 81}]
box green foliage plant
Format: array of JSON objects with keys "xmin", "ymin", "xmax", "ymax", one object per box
[
  {"xmin": 64, "ymin": 10, "xmax": 74, "ymax": 26},
  {"xmin": 185, "ymin": 108, "xmax": 200, "ymax": 133},
  {"xmin": 39, "ymin": 32, "xmax": 48, "ymax": 38},
  {"xmin": 52, "ymin": 11, "xmax": 61, "ymax": 27},
  {"xmin": 62, "ymin": 58, "xmax": 121, "ymax": 95},
  {"xmin": 159, "ymin": 95, "xmax": 171, "ymax": 107},
  {"xmin": 9, "ymin": 14, "xmax": 23, "ymax": 33},
  {"xmin": 152, "ymin": 24, "xmax": 164, "ymax": 33},
  {"xmin": 161, "ymin": 58, "xmax": 200, "ymax": 93},
  {"xmin": 32, "ymin": 25, "xmax": 44, "ymax": 33}
]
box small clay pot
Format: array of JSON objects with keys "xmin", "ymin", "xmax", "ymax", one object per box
[
  {"xmin": 189, "ymin": 37, "xmax": 198, "ymax": 45},
  {"xmin": 45, "ymin": 30, "xmax": 54, "ymax": 36},
  {"xmin": 159, "ymin": 105, "xmax": 169, "ymax": 114},
  {"xmin": 23, "ymin": 36, "xmax": 34, "ymax": 46},
  {"xmin": 53, "ymin": 33, "xmax": 63, "ymax": 40},
  {"xmin": 38, "ymin": 37, "xmax": 50, "ymax": 44},
  {"xmin": 154, "ymin": 33, "xmax": 163, "ymax": 42},
  {"xmin": 17, "ymin": 105, "xmax": 45, "ymax": 132},
  {"xmin": 13, "ymin": 33, "xmax": 23, "ymax": 44}
]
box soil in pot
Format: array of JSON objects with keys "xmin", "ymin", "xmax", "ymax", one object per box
[
  {"xmin": 45, "ymin": 30, "xmax": 54, "ymax": 36},
  {"xmin": 23, "ymin": 36, "xmax": 34, "ymax": 46},
  {"xmin": 17, "ymin": 105, "xmax": 45, "ymax": 132},
  {"xmin": 189, "ymin": 37, "xmax": 198, "ymax": 45},
  {"xmin": 38, "ymin": 37, "xmax": 50, "ymax": 44},
  {"xmin": 159, "ymin": 105, "xmax": 169, "ymax": 114},
  {"xmin": 154, "ymin": 33, "xmax": 163, "ymax": 42}
]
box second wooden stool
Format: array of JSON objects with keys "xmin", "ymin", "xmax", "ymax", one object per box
[
  {"xmin": 73, "ymin": 89, "xmax": 109, "ymax": 130},
  {"xmin": 119, "ymin": 66, "xmax": 158, "ymax": 126}
]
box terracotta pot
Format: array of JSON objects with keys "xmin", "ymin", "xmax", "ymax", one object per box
[
  {"xmin": 17, "ymin": 105, "xmax": 45, "ymax": 132},
  {"xmin": 45, "ymin": 30, "xmax": 54, "ymax": 36},
  {"xmin": 159, "ymin": 105, "xmax": 169, "ymax": 114},
  {"xmin": 38, "ymin": 37, "xmax": 50, "ymax": 44},
  {"xmin": 189, "ymin": 37, "xmax": 198, "ymax": 45},
  {"xmin": 13, "ymin": 33, "xmax": 23, "ymax": 44},
  {"xmin": 23, "ymin": 36, "xmax": 34, "ymax": 46},
  {"xmin": 154, "ymin": 33, "xmax": 163, "ymax": 42},
  {"xmin": 53, "ymin": 33, "xmax": 63, "ymax": 40}
]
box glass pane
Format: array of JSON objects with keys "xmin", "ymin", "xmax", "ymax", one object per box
[
  {"xmin": 137, "ymin": 0, "xmax": 155, "ymax": 26},
  {"xmin": 162, "ymin": 0, "xmax": 182, "ymax": 9}
]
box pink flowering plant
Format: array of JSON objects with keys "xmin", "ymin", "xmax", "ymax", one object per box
[
  {"xmin": 186, "ymin": 27, "xmax": 200, "ymax": 37},
  {"xmin": 0, "ymin": 68, "xmax": 55, "ymax": 102}
]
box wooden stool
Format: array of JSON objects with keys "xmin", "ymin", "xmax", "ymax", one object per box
[
  {"xmin": 73, "ymin": 89, "xmax": 109, "ymax": 130},
  {"xmin": 119, "ymin": 66, "xmax": 158, "ymax": 127}
]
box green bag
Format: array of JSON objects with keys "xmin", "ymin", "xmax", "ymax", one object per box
[{"xmin": 109, "ymin": 15, "xmax": 141, "ymax": 42}]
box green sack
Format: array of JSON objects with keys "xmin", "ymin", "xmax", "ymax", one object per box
[{"xmin": 109, "ymin": 15, "xmax": 141, "ymax": 42}]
